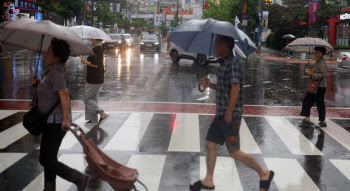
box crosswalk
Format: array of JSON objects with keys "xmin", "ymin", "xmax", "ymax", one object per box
[{"xmin": 0, "ymin": 110, "xmax": 350, "ymax": 191}]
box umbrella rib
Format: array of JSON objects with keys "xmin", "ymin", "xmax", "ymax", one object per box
[
  {"xmin": 185, "ymin": 32, "xmax": 200, "ymax": 52},
  {"xmin": 1, "ymin": 30, "xmax": 17, "ymax": 44},
  {"xmin": 209, "ymin": 33, "xmax": 214, "ymax": 56}
]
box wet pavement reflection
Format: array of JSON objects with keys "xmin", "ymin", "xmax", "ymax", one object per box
[{"xmin": 1, "ymin": 39, "xmax": 350, "ymax": 108}]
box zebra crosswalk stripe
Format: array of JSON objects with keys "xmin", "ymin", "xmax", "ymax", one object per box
[
  {"xmin": 265, "ymin": 116, "xmax": 323, "ymax": 155},
  {"xmin": 311, "ymin": 118, "xmax": 350, "ymax": 152},
  {"xmin": 264, "ymin": 158, "xmax": 320, "ymax": 191},
  {"xmin": 104, "ymin": 112, "xmax": 154, "ymax": 151}
]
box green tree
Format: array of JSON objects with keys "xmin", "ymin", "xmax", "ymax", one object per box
[
  {"xmin": 313, "ymin": 0, "xmax": 342, "ymax": 38},
  {"xmin": 38, "ymin": 0, "xmax": 83, "ymax": 20},
  {"xmin": 203, "ymin": 0, "xmax": 262, "ymax": 35},
  {"xmin": 55, "ymin": 0, "xmax": 83, "ymax": 20}
]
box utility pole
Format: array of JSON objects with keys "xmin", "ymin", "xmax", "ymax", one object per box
[
  {"xmin": 257, "ymin": 0, "xmax": 262, "ymax": 48},
  {"xmin": 91, "ymin": 0, "xmax": 95, "ymax": 27},
  {"xmin": 176, "ymin": 0, "xmax": 179, "ymax": 26},
  {"xmin": 83, "ymin": 0, "xmax": 86, "ymax": 25}
]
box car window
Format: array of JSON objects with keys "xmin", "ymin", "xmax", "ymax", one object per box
[{"xmin": 142, "ymin": 35, "xmax": 158, "ymax": 40}]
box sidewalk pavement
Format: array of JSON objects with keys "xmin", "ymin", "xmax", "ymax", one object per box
[{"xmin": 254, "ymin": 46, "xmax": 350, "ymax": 64}]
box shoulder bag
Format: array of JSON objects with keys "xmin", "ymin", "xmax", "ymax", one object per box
[{"xmin": 23, "ymin": 100, "xmax": 60, "ymax": 135}]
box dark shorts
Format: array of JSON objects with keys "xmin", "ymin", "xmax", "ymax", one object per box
[{"xmin": 206, "ymin": 116, "xmax": 241, "ymax": 152}]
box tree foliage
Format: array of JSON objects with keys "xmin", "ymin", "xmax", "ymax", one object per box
[
  {"xmin": 38, "ymin": 0, "xmax": 83, "ymax": 19},
  {"xmin": 313, "ymin": 0, "xmax": 342, "ymax": 37},
  {"xmin": 203, "ymin": 0, "xmax": 263, "ymax": 35}
]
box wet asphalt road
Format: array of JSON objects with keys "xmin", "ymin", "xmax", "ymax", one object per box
[{"xmin": 1, "ymin": 38, "xmax": 350, "ymax": 108}]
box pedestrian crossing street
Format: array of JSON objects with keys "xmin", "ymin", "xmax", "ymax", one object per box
[{"xmin": 0, "ymin": 110, "xmax": 350, "ymax": 191}]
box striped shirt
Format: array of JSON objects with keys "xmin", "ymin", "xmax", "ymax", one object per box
[
  {"xmin": 216, "ymin": 53, "xmax": 244, "ymax": 120},
  {"xmin": 37, "ymin": 63, "xmax": 72, "ymax": 124}
]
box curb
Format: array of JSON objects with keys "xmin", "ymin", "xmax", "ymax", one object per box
[{"xmin": 253, "ymin": 53, "xmax": 337, "ymax": 64}]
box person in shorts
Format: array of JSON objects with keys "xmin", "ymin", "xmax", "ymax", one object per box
[{"xmin": 190, "ymin": 35, "xmax": 274, "ymax": 191}]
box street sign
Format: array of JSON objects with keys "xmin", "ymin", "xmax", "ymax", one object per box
[
  {"xmin": 243, "ymin": 27, "xmax": 247, "ymax": 34},
  {"xmin": 35, "ymin": 12, "xmax": 41, "ymax": 21},
  {"xmin": 257, "ymin": 11, "xmax": 262, "ymax": 23},
  {"xmin": 242, "ymin": 20, "xmax": 248, "ymax": 26},
  {"xmin": 203, "ymin": 2, "xmax": 210, "ymax": 9},
  {"xmin": 242, "ymin": 14, "xmax": 248, "ymax": 20},
  {"xmin": 310, "ymin": 0, "xmax": 320, "ymax": 2}
]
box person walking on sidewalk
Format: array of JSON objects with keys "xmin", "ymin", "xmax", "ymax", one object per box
[
  {"xmin": 300, "ymin": 47, "xmax": 327, "ymax": 127},
  {"xmin": 190, "ymin": 35, "xmax": 274, "ymax": 191},
  {"xmin": 80, "ymin": 39, "xmax": 109, "ymax": 126},
  {"xmin": 30, "ymin": 38, "xmax": 90, "ymax": 191}
]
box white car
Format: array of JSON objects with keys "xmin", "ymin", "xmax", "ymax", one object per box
[
  {"xmin": 168, "ymin": 43, "xmax": 219, "ymax": 66},
  {"xmin": 337, "ymin": 52, "xmax": 350, "ymax": 68},
  {"xmin": 122, "ymin": 33, "xmax": 134, "ymax": 47}
]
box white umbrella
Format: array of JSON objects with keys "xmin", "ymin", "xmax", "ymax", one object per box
[
  {"xmin": 0, "ymin": 18, "xmax": 93, "ymax": 56},
  {"xmin": 70, "ymin": 25, "xmax": 112, "ymax": 41}
]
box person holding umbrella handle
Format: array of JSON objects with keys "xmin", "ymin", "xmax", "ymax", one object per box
[
  {"xmin": 299, "ymin": 47, "xmax": 328, "ymax": 128},
  {"xmin": 80, "ymin": 38, "xmax": 109, "ymax": 126},
  {"xmin": 191, "ymin": 35, "xmax": 274, "ymax": 191}
]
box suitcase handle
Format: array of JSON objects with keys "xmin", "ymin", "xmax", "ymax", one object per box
[{"xmin": 67, "ymin": 123, "xmax": 87, "ymax": 148}]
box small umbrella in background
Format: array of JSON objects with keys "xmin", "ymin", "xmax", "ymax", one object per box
[
  {"xmin": 167, "ymin": 19, "xmax": 256, "ymax": 58},
  {"xmin": 285, "ymin": 37, "xmax": 334, "ymax": 65},
  {"xmin": 285, "ymin": 37, "xmax": 333, "ymax": 54},
  {"xmin": 70, "ymin": 25, "xmax": 112, "ymax": 41},
  {"xmin": 282, "ymin": 34, "xmax": 296, "ymax": 39}
]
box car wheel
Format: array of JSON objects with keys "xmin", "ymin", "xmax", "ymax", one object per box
[
  {"xmin": 171, "ymin": 50, "xmax": 180, "ymax": 63},
  {"xmin": 197, "ymin": 54, "xmax": 208, "ymax": 66}
]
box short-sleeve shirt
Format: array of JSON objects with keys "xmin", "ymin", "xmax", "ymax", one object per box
[
  {"xmin": 87, "ymin": 46, "xmax": 104, "ymax": 84},
  {"xmin": 37, "ymin": 63, "xmax": 71, "ymax": 124},
  {"xmin": 216, "ymin": 53, "xmax": 244, "ymax": 120}
]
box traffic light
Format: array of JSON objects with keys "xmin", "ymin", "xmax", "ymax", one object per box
[{"xmin": 266, "ymin": 0, "xmax": 272, "ymax": 3}]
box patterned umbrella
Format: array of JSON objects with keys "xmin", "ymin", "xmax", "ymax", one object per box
[{"xmin": 284, "ymin": 37, "xmax": 334, "ymax": 54}]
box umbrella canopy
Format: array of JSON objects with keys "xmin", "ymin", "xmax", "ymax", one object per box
[
  {"xmin": 70, "ymin": 25, "xmax": 112, "ymax": 41},
  {"xmin": 282, "ymin": 34, "xmax": 296, "ymax": 39},
  {"xmin": 0, "ymin": 18, "xmax": 93, "ymax": 56},
  {"xmin": 284, "ymin": 37, "xmax": 334, "ymax": 54},
  {"xmin": 167, "ymin": 19, "xmax": 256, "ymax": 58}
]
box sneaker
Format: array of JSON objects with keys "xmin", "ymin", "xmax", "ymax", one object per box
[
  {"xmin": 299, "ymin": 118, "xmax": 311, "ymax": 125},
  {"xmin": 99, "ymin": 114, "xmax": 110, "ymax": 125},
  {"xmin": 315, "ymin": 122, "xmax": 327, "ymax": 128}
]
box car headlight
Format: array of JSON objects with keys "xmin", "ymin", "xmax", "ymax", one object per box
[
  {"xmin": 155, "ymin": 42, "xmax": 159, "ymax": 45},
  {"xmin": 140, "ymin": 42, "xmax": 144, "ymax": 44}
]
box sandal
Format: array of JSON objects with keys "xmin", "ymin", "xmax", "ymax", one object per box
[
  {"xmin": 260, "ymin": 171, "xmax": 275, "ymax": 191},
  {"xmin": 189, "ymin": 180, "xmax": 215, "ymax": 190},
  {"xmin": 85, "ymin": 120, "xmax": 98, "ymax": 126},
  {"xmin": 99, "ymin": 114, "xmax": 110, "ymax": 125}
]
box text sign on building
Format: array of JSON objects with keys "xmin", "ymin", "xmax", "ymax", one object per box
[
  {"xmin": 340, "ymin": 12, "xmax": 350, "ymax": 23},
  {"xmin": 15, "ymin": 0, "xmax": 40, "ymax": 11}
]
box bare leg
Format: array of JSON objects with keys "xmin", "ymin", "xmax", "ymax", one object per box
[
  {"xmin": 191, "ymin": 141, "xmax": 217, "ymax": 187},
  {"xmin": 230, "ymin": 150, "xmax": 270, "ymax": 191}
]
